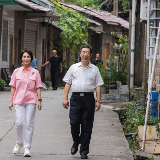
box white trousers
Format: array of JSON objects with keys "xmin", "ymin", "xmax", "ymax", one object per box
[{"xmin": 15, "ymin": 104, "xmax": 36, "ymax": 149}]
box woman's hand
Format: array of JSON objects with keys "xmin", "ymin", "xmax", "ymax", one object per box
[
  {"xmin": 37, "ymin": 101, "xmax": 42, "ymax": 110},
  {"xmin": 9, "ymin": 101, "xmax": 13, "ymax": 111}
]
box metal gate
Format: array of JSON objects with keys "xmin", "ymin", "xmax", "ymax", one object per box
[{"xmin": 24, "ymin": 20, "xmax": 37, "ymax": 54}]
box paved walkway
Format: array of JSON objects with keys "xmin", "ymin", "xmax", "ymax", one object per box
[{"xmin": 0, "ymin": 89, "xmax": 133, "ymax": 160}]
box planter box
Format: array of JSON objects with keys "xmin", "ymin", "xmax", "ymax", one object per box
[
  {"xmin": 138, "ymin": 125, "xmax": 160, "ymax": 140},
  {"xmin": 101, "ymin": 87, "xmax": 107, "ymax": 94},
  {"xmin": 101, "ymin": 85, "xmax": 129, "ymax": 103}
]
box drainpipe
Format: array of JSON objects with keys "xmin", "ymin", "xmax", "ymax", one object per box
[{"xmin": 130, "ymin": 0, "xmax": 137, "ymax": 92}]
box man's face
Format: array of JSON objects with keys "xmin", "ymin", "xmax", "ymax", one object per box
[
  {"xmin": 52, "ymin": 51, "xmax": 57, "ymax": 57},
  {"xmin": 79, "ymin": 48, "xmax": 92, "ymax": 63},
  {"xmin": 96, "ymin": 54, "xmax": 100, "ymax": 60}
]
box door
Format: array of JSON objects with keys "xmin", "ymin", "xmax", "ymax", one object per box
[{"xmin": 24, "ymin": 20, "xmax": 37, "ymax": 54}]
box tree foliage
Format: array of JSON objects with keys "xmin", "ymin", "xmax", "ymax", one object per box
[
  {"xmin": 50, "ymin": 1, "xmax": 89, "ymax": 67},
  {"xmin": 59, "ymin": 0, "xmax": 130, "ymax": 11},
  {"xmin": 119, "ymin": 0, "xmax": 130, "ymax": 11},
  {"xmin": 59, "ymin": 0, "xmax": 104, "ymax": 8}
]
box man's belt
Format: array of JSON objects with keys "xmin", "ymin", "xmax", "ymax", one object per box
[{"xmin": 72, "ymin": 92, "xmax": 93, "ymax": 96}]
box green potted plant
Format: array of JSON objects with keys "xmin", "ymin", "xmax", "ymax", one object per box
[
  {"xmin": 97, "ymin": 63, "xmax": 110, "ymax": 94},
  {"xmin": 122, "ymin": 42, "xmax": 128, "ymax": 53},
  {"xmin": 108, "ymin": 57, "xmax": 119, "ymax": 89},
  {"xmin": 118, "ymin": 55, "xmax": 128, "ymax": 84},
  {"xmin": 113, "ymin": 43, "xmax": 119, "ymax": 54},
  {"xmin": 0, "ymin": 78, "xmax": 7, "ymax": 91}
]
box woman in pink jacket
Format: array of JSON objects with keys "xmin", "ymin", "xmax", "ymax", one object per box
[{"xmin": 9, "ymin": 49, "xmax": 43, "ymax": 157}]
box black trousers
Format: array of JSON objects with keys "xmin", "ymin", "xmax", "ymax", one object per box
[
  {"xmin": 50, "ymin": 69, "xmax": 59, "ymax": 89},
  {"xmin": 69, "ymin": 94, "xmax": 95, "ymax": 155}
]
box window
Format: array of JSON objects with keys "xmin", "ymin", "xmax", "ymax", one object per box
[{"xmin": 2, "ymin": 19, "xmax": 8, "ymax": 61}]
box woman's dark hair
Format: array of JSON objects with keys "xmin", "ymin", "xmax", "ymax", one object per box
[
  {"xmin": 20, "ymin": 49, "xmax": 33, "ymax": 62},
  {"xmin": 80, "ymin": 45, "xmax": 92, "ymax": 53}
]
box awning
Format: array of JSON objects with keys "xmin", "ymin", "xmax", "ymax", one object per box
[
  {"xmin": 89, "ymin": 27, "xmax": 105, "ymax": 34},
  {"xmin": 107, "ymin": 22, "xmax": 119, "ymax": 26},
  {"xmin": 0, "ymin": 0, "xmax": 18, "ymax": 5},
  {"xmin": 87, "ymin": 18, "xmax": 101, "ymax": 26},
  {"xmin": 13, "ymin": 0, "xmax": 52, "ymax": 12},
  {"xmin": 51, "ymin": 21, "xmax": 63, "ymax": 31}
]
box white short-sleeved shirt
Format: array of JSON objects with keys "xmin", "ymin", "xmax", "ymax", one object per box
[{"xmin": 63, "ymin": 62, "xmax": 104, "ymax": 92}]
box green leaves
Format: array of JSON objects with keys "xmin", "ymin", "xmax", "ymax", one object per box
[
  {"xmin": 50, "ymin": 1, "xmax": 89, "ymax": 66},
  {"xmin": 97, "ymin": 63, "xmax": 110, "ymax": 88},
  {"xmin": 0, "ymin": 78, "xmax": 6, "ymax": 88},
  {"xmin": 119, "ymin": 0, "xmax": 130, "ymax": 11},
  {"xmin": 123, "ymin": 87, "xmax": 159, "ymax": 133}
]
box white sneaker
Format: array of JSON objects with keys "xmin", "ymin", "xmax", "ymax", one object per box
[
  {"xmin": 13, "ymin": 143, "xmax": 23, "ymax": 154},
  {"xmin": 24, "ymin": 148, "xmax": 31, "ymax": 157}
]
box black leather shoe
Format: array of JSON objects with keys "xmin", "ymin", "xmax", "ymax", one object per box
[
  {"xmin": 71, "ymin": 144, "xmax": 78, "ymax": 155},
  {"xmin": 81, "ymin": 153, "xmax": 88, "ymax": 159}
]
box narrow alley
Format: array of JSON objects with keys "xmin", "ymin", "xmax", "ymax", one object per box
[{"xmin": 0, "ymin": 89, "xmax": 133, "ymax": 160}]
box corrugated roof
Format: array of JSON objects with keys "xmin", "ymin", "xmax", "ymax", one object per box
[
  {"xmin": 14, "ymin": 0, "xmax": 52, "ymax": 12},
  {"xmin": 58, "ymin": 2, "xmax": 129, "ymax": 29}
]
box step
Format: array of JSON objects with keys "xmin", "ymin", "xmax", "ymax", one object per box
[
  {"xmin": 149, "ymin": 18, "xmax": 160, "ymax": 19},
  {"xmin": 149, "ymin": 8, "xmax": 160, "ymax": 11},
  {"xmin": 149, "ymin": 27, "xmax": 159, "ymax": 29}
]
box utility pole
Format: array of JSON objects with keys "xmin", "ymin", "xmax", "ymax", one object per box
[{"xmin": 113, "ymin": 0, "xmax": 118, "ymax": 16}]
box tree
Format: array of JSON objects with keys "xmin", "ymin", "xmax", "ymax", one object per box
[
  {"xmin": 57, "ymin": 0, "xmax": 130, "ymax": 11},
  {"xmin": 50, "ymin": 1, "xmax": 89, "ymax": 69},
  {"xmin": 58, "ymin": 0, "xmax": 104, "ymax": 8},
  {"xmin": 76, "ymin": 0, "xmax": 95, "ymax": 8},
  {"xmin": 119, "ymin": 0, "xmax": 130, "ymax": 11}
]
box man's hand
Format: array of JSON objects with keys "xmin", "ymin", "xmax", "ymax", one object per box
[
  {"xmin": 95, "ymin": 102, "xmax": 101, "ymax": 111},
  {"xmin": 42, "ymin": 64, "xmax": 45, "ymax": 68},
  {"xmin": 60, "ymin": 70, "xmax": 62, "ymax": 74},
  {"xmin": 9, "ymin": 101, "xmax": 13, "ymax": 111},
  {"xmin": 37, "ymin": 101, "xmax": 42, "ymax": 110},
  {"xmin": 62, "ymin": 98, "xmax": 69, "ymax": 109}
]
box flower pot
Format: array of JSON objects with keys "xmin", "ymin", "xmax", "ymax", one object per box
[
  {"xmin": 101, "ymin": 87, "xmax": 107, "ymax": 94},
  {"xmin": 109, "ymin": 83, "xmax": 117, "ymax": 89}
]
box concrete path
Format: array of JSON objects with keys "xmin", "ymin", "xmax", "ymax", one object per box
[{"xmin": 0, "ymin": 89, "xmax": 133, "ymax": 160}]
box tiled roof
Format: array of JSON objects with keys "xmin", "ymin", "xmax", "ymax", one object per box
[{"xmin": 58, "ymin": 2, "xmax": 129, "ymax": 29}]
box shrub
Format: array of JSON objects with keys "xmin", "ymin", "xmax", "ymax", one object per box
[{"xmin": 0, "ymin": 78, "xmax": 6, "ymax": 88}]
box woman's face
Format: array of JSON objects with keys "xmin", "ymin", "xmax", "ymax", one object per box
[{"xmin": 22, "ymin": 52, "xmax": 31, "ymax": 65}]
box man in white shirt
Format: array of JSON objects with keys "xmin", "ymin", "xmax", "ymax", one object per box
[{"xmin": 62, "ymin": 45, "xmax": 104, "ymax": 159}]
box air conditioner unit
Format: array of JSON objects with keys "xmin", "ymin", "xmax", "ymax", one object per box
[{"xmin": 140, "ymin": 0, "xmax": 148, "ymax": 21}]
